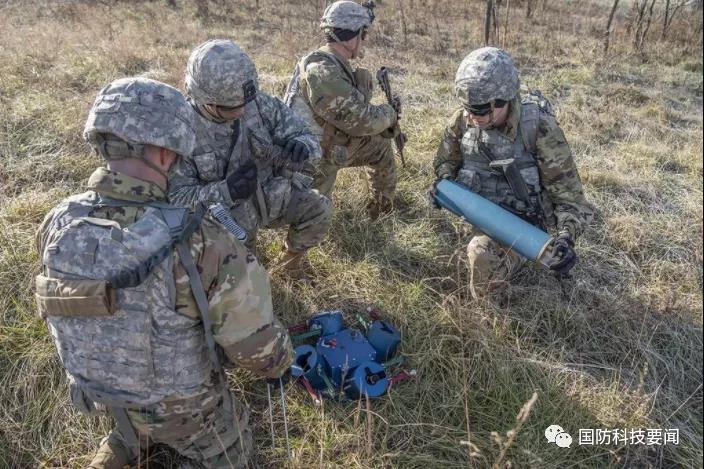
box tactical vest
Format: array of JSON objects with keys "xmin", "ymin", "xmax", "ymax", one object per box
[
  {"xmin": 458, "ymin": 94, "xmax": 556, "ymax": 228},
  {"xmin": 284, "ymin": 50, "xmax": 358, "ymax": 151},
  {"xmin": 36, "ymin": 192, "xmax": 211, "ymax": 407},
  {"xmin": 190, "ymin": 100, "xmax": 294, "ymax": 230}
]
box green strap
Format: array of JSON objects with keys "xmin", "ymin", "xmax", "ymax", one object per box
[
  {"xmin": 110, "ymin": 406, "xmax": 141, "ymax": 459},
  {"xmin": 175, "ymin": 241, "xmax": 235, "ymax": 424}
]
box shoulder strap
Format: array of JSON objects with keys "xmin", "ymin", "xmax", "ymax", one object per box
[
  {"xmin": 175, "ymin": 240, "xmax": 235, "ymax": 423},
  {"xmin": 91, "ymin": 196, "xmax": 207, "ymax": 288},
  {"xmin": 308, "ymin": 49, "xmax": 356, "ymax": 85},
  {"xmin": 226, "ymin": 119, "xmax": 241, "ymax": 162},
  {"xmin": 519, "ymin": 102, "xmax": 540, "ymax": 155}
]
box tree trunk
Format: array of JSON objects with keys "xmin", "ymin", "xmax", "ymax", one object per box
[
  {"xmin": 662, "ymin": 0, "xmax": 671, "ymax": 39},
  {"xmin": 484, "ymin": 0, "xmax": 494, "ymax": 45},
  {"xmin": 603, "ymin": 0, "xmax": 620, "ymax": 54},
  {"xmin": 398, "ymin": 0, "xmax": 408, "ymax": 46}
]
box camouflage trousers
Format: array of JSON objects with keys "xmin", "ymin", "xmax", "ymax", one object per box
[
  {"xmin": 467, "ymin": 234, "xmax": 526, "ymax": 300},
  {"xmin": 232, "ymin": 186, "xmax": 332, "ymax": 253},
  {"xmin": 119, "ymin": 384, "xmax": 252, "ymax": 468},
  {"xmin": 313, "ymin": 134, "xmax": 396, "ymax": 204}
]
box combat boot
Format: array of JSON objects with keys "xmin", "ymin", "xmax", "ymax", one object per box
[
  {"xmin": 87, "ymin": 432, "xmax": 134, "ymax": 469},
  {"xmin": 278, "ymin": 249, "xmax": 311, "ymax": 281}
]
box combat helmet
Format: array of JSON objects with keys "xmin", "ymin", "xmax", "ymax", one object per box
[
  {"xmin": 83, "ymin": 77, "xmax": 196, "ymax": 160},
  {"xmin": 320, "ymin": 1, "xmax": 375, "ymax": 36},
  {"xmin": 454, "ymin": 47, "xmax": 520, "ymax": 106},
  {"xmin": 185, "ymin": 39, "xmax": 258, "ymax": 108}
]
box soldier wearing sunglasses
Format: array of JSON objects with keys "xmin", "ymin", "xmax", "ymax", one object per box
[
  {"xmin": 170, "ymin": 40, "xmax": 332, "ymax": 281},
  {"xmin": 431, "ymin": 47, "xmax": 593, "ymax": 301}
]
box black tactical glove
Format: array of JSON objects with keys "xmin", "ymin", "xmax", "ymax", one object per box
[
  {"xmin": 283, "ymin": 138, "xmax": 310, "ymax": 164},
  {"xmin": 547, "ymin": 230, "xmax": 578, "ymax": 275},
  {"xmin": 391, "ymin": 93, "xmax": 402, "ymax": 118},
  {"xmin": 427, "ymin": 176, "xmax": 447, "ymax": 210},
  {"xmin": 226, "ymin": 159, "xmax": 258, "ymax": 201}
]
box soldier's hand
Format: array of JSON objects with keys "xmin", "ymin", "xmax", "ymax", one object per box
[
  {"xmin": 226, "ymin": 159, "xmax": 258, "ymax": 201},
  {"xmin": 427, "ymin": 177, "xmax": 447, "ymax": 210},
  {"xmin": 547, "ymin": 230, "xmax": 578, "ymax": 274},
  {"xmin": 391, "ymin": 93, "xmax": 402, "ymax": 118},
  {"xmin": 283, "ymin": 139, "xmax": 310, "ymax": 164}
]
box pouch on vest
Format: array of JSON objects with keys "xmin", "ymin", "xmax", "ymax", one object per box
[
  {"xmin": 193, "ymin": 151, "xmax": 223, "ymax": 182},
  {"xmin": 261, "ymin": 176, "xmax": 292, "ymax": 221},
  {"xmin": 457, "ymin": 169, "xmax": 481, "ymax": 193},
  {"xmin": 38, "ymin": 204, "xmax": 191, "ymax": 315},
  {"xmin": 35, "ymin": 274, "xmax": 115, "ymax": 319}
]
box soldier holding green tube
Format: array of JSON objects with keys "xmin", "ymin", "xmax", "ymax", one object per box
[{"xmin": 430, "ymin": 47, "xmax": 594, "ymax": 301}]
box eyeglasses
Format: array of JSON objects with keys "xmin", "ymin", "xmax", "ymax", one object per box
[{"xmin": 466, "ymin": 99, "xmax": 508, "ymax": 116}]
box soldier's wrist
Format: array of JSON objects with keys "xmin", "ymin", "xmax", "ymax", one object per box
[{"xmin": 557, "ymin": 226, "xmax": 575, "ymax": 243}]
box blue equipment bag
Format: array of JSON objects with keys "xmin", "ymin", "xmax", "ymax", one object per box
[{"xmin": 289, "ymin": 309, "xmax": 409, "ymax": 401}]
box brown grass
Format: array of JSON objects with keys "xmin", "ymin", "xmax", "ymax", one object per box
[{"xmin": 1, "ymin": 0, "xmax": 702, "ymax": 468}]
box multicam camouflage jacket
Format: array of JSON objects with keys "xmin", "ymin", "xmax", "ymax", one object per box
[
  {"xmin": 36, "ymin": 168, "xmax": 293, "ymax": 405},
  {"xmin": 434, "ymin": 93, "xmax": 593, "ymax": 239},
  {"xmin": 168, "ymin": 92, "xmax": 321, "ymax": 230},
  {"xmin": 285, "ymin": 45, "xmax": 397, "ymax": 148}
]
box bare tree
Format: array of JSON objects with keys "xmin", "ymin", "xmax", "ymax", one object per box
[
  {"xmin": 525, "ymin": 0, "xmax": 536, "ymax": 18},
  {"xmin": 397, "ymin": 0, "xmax": 408, "ymax": 46},
  {"xmin": 662, "ymin": 0, "xmax": 691, "ymax": 40},
  {"xmin": 603, "ymin": 0, "xmax": 620, "ymax": 54},
  {"xmin": 631, "ymin": 0, "xmax": 657, "ymax": 51},
  {"xmin": 484, "ymin": 0, "xmax": 495, "ymax": 45},
  {"xmin": 502, "ymin": 0, "xmax": 511, "ymax": 48}
]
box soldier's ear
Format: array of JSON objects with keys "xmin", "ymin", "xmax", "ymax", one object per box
[{"xmin": 154, "ymin": 146, "xmax": 178, "ymax": 169}]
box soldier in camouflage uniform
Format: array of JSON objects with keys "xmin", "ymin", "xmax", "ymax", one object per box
[
  {"xmin": 35, "ymin": 78, "xmax": 293, "ymax": 468},
  {"xmin": 169, "ymin": 39, "xmax": 332, "ymax": 279},
  {"xmin": 431, "ymin": 47, "xmax": 593, "ymax": 300},
  {"xmin": 284, "ymin": 0, "xmax": 399, "ymax": 219}
]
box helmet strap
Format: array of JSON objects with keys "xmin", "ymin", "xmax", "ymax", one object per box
[{"xmin": 195, "ymin": 102, "xmax": 229, "ymax": 123}]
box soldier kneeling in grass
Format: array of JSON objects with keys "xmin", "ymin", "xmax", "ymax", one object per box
[
  {"xmin": 36, "ymin": 77, "xmax": 293, "ymax": 468},
  {"xmin": 430, "ymin": 47, "xmax": 594, "ymax": 301}
]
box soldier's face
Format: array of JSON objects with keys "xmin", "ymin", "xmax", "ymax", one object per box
[
  {"xmin": 205, "ymin": 103, "xmax": 246, "ymax": 121},
  {"xmin": 352, "ymin": 33, "xmax": 367, "ymax": 59},
  {"xmin": 467, "ymin": 104, "xmax": 509, "ymax": 129}
]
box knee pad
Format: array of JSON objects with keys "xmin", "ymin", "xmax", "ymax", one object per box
[{"xmin": 466, "ymin": 236, "xmax": 495, "ymax": 262}]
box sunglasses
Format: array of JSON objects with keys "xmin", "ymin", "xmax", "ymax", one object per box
[{"xmin": 466, "ymin": 99, "xmax": 508, "ymax": 116}]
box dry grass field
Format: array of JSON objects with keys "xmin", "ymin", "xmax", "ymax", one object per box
[{"xmin": 0, "ymin": 0, "xmax": 702, "ymax": 467}]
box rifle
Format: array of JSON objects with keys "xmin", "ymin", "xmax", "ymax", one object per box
[{"xmin": 376, "ymin": 67, "xmax": 408, "ymax": 167}]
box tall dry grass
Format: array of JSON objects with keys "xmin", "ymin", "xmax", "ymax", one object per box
[{"xmin": 1, "ymin": 0, "xmax": 702, "ymax": 467}]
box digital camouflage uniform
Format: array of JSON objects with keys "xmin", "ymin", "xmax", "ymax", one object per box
[
  {"xmin": 169, "ymin": 40, "xmax": 331, "ymax": 255},
  {"xmin": 434, "ymin": 48, "xmax": 593, "ymax": 299},
  {"xmin": 35, "ymin": 78, "xmax": 293, "ymax": 468},
  {"xmin": 285, "ymin": 1, "xmax": 398, "ymax": 212}
]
